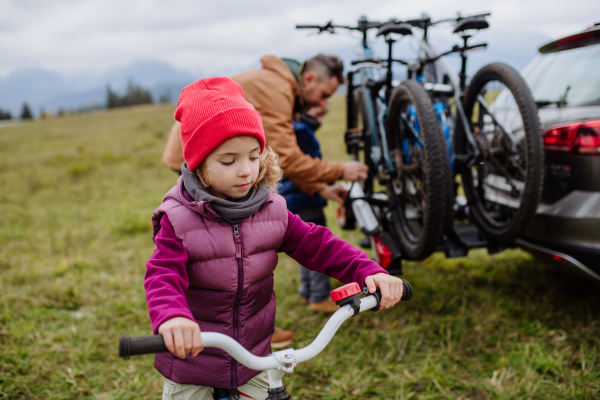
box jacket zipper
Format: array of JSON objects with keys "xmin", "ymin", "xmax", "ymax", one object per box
[{"xmin": 231, "ymin": 223, "xmax": 243, "ymax": 389}]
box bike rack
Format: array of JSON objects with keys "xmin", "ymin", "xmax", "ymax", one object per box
[
  {"xmin": 439, "ymin": 222, "xmax": 508, "ymax": 258},
  {"xmin": 338, "ymin": 183, "xmax": 507, "ymax": 275}
]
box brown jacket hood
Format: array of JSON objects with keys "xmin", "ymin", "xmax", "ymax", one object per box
[{"xmin": 260, "ymin": 55, "xmax": 301, "ymax": 97}]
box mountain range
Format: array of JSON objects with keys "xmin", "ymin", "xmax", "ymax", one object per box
[{"xmin": 0, "ymin": 61, "xmax": 198, "ymax": 117}]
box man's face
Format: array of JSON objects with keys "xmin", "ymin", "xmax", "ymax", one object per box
[{"xmin": 300, "ymin": 71, "xmax": 339, "ymax": 108}]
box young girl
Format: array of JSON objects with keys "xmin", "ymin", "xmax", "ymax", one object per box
[{"xmin": 145, "ymin": 77, "xmax": 404, "ymax": 400}]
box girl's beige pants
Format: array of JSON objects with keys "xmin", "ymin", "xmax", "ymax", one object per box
[{"xmin": 162, "ymin": 371, "xmax": 269, "ymax": 400}]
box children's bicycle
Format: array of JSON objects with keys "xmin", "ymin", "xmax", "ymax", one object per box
[{"xmin": 119, "ymin": 280, "xmax": 412, "ymax": 400}]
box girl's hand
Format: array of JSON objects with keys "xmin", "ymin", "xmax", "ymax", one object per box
[
  {"xmin": 364, "ymin": 273, "xmax": 404, "ymax": 309},
  {"xmin": 158, "ymin": 317, "xmax": 203, "ymax": 359}
]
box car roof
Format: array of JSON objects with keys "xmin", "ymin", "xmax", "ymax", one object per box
[{"xmin": 539, "ymin": 23, "xmax": 600, "ymax": 54}]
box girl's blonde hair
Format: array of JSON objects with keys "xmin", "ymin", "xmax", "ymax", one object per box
[{"xmin": 196, "ymin": 146, "xmax": 283, "ymax": 190}]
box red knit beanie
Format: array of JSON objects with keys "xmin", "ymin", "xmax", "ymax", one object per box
[{"xmin": 174, "ymin": 77, "xmax": 265, "ymax": 172}]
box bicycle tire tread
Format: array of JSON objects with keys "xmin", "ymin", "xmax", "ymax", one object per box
[{"xmin": 386, "ymin": 80, "xmax": 453, "ymax": 260}]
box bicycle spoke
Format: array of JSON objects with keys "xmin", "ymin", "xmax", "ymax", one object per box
[
  {"xmin": 507, "ymin": 154, "xmax": 526, "ymax": 178},
  {"xmin": 488, "ymin": 153, "xmax": 522, "ymax": 197}
]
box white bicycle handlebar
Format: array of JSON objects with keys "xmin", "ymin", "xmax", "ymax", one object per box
[
  {"xmin": 119, "ymin": 281, "xmax": 412, "ymax": 396},
  {"xmin": 119, "ymin": 295, "xmax": 378, "ymax": 371}
]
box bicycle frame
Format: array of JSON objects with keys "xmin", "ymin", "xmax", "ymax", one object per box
[
  {"xmin": 409, "ymin": 16, "xmax": 518, "ymax": 168},
  {"xmin": 415, "ymin": 33, "xmax": 481, "ymax": 166},
  {"xmin": 348, "ymin": 31, "xmax": 396, "ymax": 176}
]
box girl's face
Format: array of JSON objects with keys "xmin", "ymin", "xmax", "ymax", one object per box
[{"xmin": 202, "ymin": 136, "xmax": 261, "ymax": 200}]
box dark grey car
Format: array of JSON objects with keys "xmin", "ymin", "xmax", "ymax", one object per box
[{"xmin": 514, "ymin": 23, "xmax": 600, "ymax": 280}]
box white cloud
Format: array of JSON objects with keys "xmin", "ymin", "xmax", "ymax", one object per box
[{"xmin": 0, "ymin": 0, "xmax": 597, "ymax": 78}]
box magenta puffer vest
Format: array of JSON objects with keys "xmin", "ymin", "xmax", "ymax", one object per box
[{"xmin": 151, "ymin": 180, "xmax": 288, "ymax": 389}]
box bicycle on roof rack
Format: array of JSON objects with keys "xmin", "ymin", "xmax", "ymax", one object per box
[
  {"xmin": 297, "ymin": 17, "xmax": 452, "ymax": 270},
  {"xmin": 391, "ymin": 12, "xmax": 544, "ymax": 252}
]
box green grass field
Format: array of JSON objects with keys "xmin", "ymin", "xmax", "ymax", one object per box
[{"xmin": 0, "ymin": 98, "xmax": 598, "ymax": 399}]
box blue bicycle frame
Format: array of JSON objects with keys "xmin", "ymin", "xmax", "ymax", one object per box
[{"xmin": 352, "ymin": 40, "xmax": 398, "ymax": 175}]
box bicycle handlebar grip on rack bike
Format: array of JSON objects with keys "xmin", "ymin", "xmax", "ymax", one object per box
[
  {"xmin": 350, "ymin": 58, "xmax": 381, "ymax": 65},
  {"xmin": 296, "ymin": 24, "xmax": 324, "ymax": 29}
]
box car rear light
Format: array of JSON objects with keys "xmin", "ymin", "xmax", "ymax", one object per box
[
  {"xmin": 543, "ymin": 119, "xmax": 600, "ymax": 155},
  {"xmin": 539, "ymin": 28, "xmax": 600, "ymax": 54}
]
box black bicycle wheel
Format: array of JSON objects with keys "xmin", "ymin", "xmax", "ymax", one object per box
[
  {"xmin": 385, "ymin": 80, "xmax": 452, "ymax": 260},
  {"xmin": 460, "ymin": 63, "xmax": 543, "ymax": 243}
]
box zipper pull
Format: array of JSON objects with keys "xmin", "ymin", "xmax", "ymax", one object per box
[{"xmin": 233, "ymin": 224, "xmax": 242, "ymax": 259}]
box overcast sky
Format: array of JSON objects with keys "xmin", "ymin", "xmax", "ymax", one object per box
[{"xmin": 1, "ymin": 0, "xmax": 598, "ymax": 79}]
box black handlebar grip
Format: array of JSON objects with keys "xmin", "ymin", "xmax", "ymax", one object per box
[
  {"xmin": 296, "ymin": 25, "xmax": 321, "ymax": 29},
  {"xmin": 401, "ymin": 279, "xmax": 412, "ymax": 301},
  {"xmin": 351, "ymin": 58, "xmax": 381, "ymax": 65},
  {"xmin": 364, "ymin": 279, "xmax": 412, "ymax": 312},
  {"xmin": 119, "ymin": 334, "xmax": 169, "ymax": 359}
]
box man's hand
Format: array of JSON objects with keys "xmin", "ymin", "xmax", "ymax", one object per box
[
  {"xmin": 342, "ymin": 161, "xmax": 369, "ymax": 181},
  {"xmin": 318, "ymin": 184, "xmax": 348, "ymax": 205},
  {"xmin": 158, "ymin": 317, "xmax": 203, "ymax": 359},
  {"xmin": 364, "ymin": 273, "xmax": 404, "ymax": 310}
]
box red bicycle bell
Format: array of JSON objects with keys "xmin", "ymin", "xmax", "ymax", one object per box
[
  {"xmin": 330, "ymin": 283, "xmax": 363, "ymax": 316},
  {"xmin": 331, "ymin": 282, "xmax": 361, "ymax": 302}
]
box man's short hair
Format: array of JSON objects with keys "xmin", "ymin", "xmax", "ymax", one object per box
[{"xmin": 303, "ymin": 54, "xmax": 344, "ymax": 84}]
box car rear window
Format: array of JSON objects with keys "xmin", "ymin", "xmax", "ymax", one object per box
[{"xmin": 521, "ymin": 43, "xmax": 600, "ymax": 107}]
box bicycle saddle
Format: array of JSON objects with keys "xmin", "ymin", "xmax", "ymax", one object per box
[
  {"xmin": 376, "ymin": 21, "xmax": 413, "ymax": 37},
  {"xmin": 453, "ymin": 16, "xmax": 489, "ymax": 33}
]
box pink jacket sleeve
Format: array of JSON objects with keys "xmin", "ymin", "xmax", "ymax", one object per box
[
  {"xmin": 279, "ymin": 210, "xmax": 388, "ymax": 287},
  {"xmin": 144, "ymin": 213, "xmax": 195, "ymax": 334}
]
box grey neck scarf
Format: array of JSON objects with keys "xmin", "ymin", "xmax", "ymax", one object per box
[{"xmin": 181, "ymin": 162, "xmax": 270, "ymax": 224}]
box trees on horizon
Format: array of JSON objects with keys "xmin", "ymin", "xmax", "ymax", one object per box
[
  {"xmin": 0, "ymin": 81, "xmax": 156, "ymax": 121},
  {"xmin": 0, "ymin": 108, "xmax": 12, "ymax": 120},
  {"xmin": 20, "ymin": 103, "xmax": 33, "ymax": 120},
  {"xmin": 106, "ymin": 81, "xmax": 153, "ymax": 108}
]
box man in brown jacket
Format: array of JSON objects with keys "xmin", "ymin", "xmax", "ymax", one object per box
[
  {"xmin": 162, "ymin": 54, "xmax": 369, "ymax": 347},
  {"xmin": 163, "ymin": 54, "xmax": 368, "ymax": 202}
]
